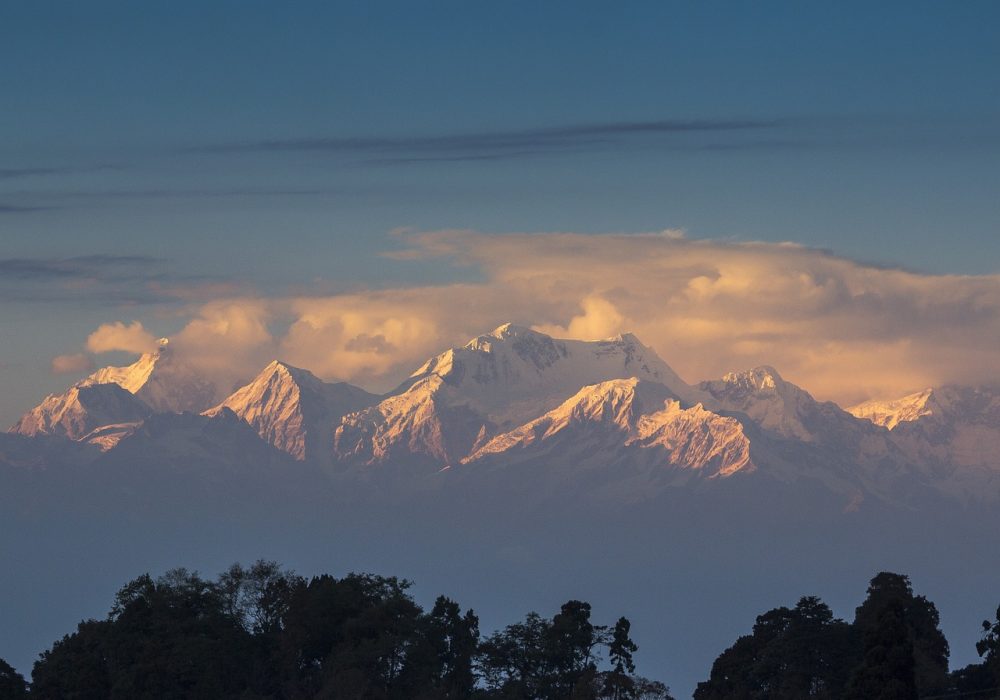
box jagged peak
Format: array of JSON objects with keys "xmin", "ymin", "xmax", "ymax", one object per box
[
  {"xmin": 703, "ymin": 366, "xmax": 822, "ymax": 409},
  {"xmin": 488, "ymin": 322, "xmax": 534, "ymax": 339},
  {"xmin": 847, "ymin": 387, "xmax": 940, "ymax": 429},
  {"xmin": 257, "ymin": 359, "xmax": 320, "ymax": 384},
  {"xmin": 10, "ymin": 381, "xmax": 150, "ymax": 439},
  {"xmin": 721, "ymin": 365, "xmax": 784, "ymax": 389},
  {"xmin": 465, "ymin": 323, "xmax": 546, "ymax": 349},
  {"xmin": 603, "ymin": 331, "xmax": 642, "ymax": 345},
  {"xmin": 538, "ymin": 377, "xmax": 676, "ymax": 427}
]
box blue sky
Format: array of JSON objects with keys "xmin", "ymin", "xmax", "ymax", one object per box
[{"xmin": 1, "ymin": 0, "xmax": 999, "ymax": 425}]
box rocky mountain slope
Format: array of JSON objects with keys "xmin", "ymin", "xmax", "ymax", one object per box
[{"xmin": 208, "ymin": 361, "xmax": 379, "ymax": 463}]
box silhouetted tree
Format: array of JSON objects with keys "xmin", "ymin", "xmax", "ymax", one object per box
[
  {"xmin": 979, "ymin": 604, "xmax": 1000, "ymax": 666},
  {"xmin": 0, "ymin": 659, "xmax": 27, "ymax": 700},
  {"xmin": 104, "ymin": 568, "xmax": 254, "ymax": 698},
  {"xmin": 30, "ymin": 620, "xmax": 113, "ymax": 700},
  {"xmin": 278, "ymin": 572, "xmax": 423, "ymax": 699},
  {"xmin": 948, "ymin": 661, "xmax": 997, "ymax": 698},
  {"xmin": 845, "ymin": 602, "xmax": 917, "ymax": 700},
  {"xmin": 603, "ymin": 617, "xmax": 638, "ymax": 700},
  {"xmin": 852, "ymin": 572, "xmax": 949, "ymax": 696},
  {"xmin": 694, "ymin": 596, "xmax": 857, "ymax": 699},
  {"xmin": 631, "ymin": 677, "xmax": 675, "ymax": 700},
  {"xmin": 971, "ymin": 603, "xmax": 1000, "ymax": 697},
  {"xmin": 545, "ymin": 600, "xmax": 603, "ymax": 698},
  {"xmin": 217, "ymin": 559, "xmax": 303, "ymax": 635},
  {"xmin": 401, "ymin": 596, "xmax": 479, "ymax": 698},
  {"xmin": 26, "ymin": 561, "xmax": 667, "ymax": 700},
  {"xmin": 477, "ymin": 611, "xmax": 550, "ymax": 698},
  {"xmin": 476, "ymin": 602, "xmax": 665, "ymax": 700}
]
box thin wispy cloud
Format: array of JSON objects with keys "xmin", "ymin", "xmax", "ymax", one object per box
[
  {"xmin": 0, "ymin": 255, "xmax": 161, "ymax": 280},
  {"xmin": 0, "ymin": 164, "xmax": 120, "ymax": 180},
  {"xmin": 0, "ymin": 203, "xmax": 55, "ymax": 214},
  {"xmin": 33, "ymin": 188, "xmax": 337, "ymax": 200},
  {"xmin": 190, "ymin": 118, "xmax": 786, "ymax": 161},
  {"xmin": 0, "ymin": 168, "xmax": 67, "ymax": 180},
  {"xmin": 0, "ymin": 255, "xmax": 238, "ymax": 305}
]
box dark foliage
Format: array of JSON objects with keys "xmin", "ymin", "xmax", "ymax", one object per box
[
  {"xmin": 694, "ymin": 596, "xmax": 858, "ymax": 699},
  {"xmin": 845, "ymin": 602, "xmax": 917, "ymax": 700},
  {"xmin": 19, "ymin": 563, "xmax": 1000, "ymax": 699},
  {"xmin": 851, "ymin": 572, "xmax": 949, "ymax": 696},
  {"xmin": 25, "ymin": 561, "xmax": 667, "ymax": 699},
  {"xmin": 0, "ymin": 659, "xmax": 27, "ymax": 700},
  {"xmin": 696, "ymin": 571, "xmax": 1000, "ymax": 700}
]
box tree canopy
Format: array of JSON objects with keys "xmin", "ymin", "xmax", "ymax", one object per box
[{"xmin": 22, "ymin": 561, "xmax": 671, "ymax": 700}]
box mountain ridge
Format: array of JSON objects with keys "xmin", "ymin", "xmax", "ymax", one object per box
[{"xmin": 7, "ymin": 324, "xmax": 999, "ymax": 507}]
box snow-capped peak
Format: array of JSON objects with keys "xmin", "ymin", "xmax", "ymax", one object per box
[
  {"xmin": 482, "ymin": 322, "xmax": 533, "ymax": 340},
  {"xmin": 10, "ymin": 383, "xmax": 150, "ymax": 441},
  {"xmin": 465, "ymin": 377, "xmax": 676, "ymax": 459},
  {"xmin": 402, "ymin": 324, "xmax": 706, "ymax": 426},
  {"xmin": 210, "ymin": 360, "xmax": 378, "ymax": 462},
  {"xmin": 700, "ymin": 366, "xmax": 827, "ymax": 442},
  {"xmin": 847, "ymin": 388, "xmax": 935, "ymax": 429},
  {"xmin": 719, "ymin": 366, "xmax": 784, "ymax": 393},
  {"xmin": 82, "ymin": 351, "xmax": 159, "ymax": 395},
  {"xmin": 80, "ymin": 342, "xmax": 219, "ymax": 413},
  {"xmin": 462, "ymin": 376, "xmax": 754, "ymax": 483},
  {"xmin": 333, "ymin": 326, "xmax": 709, "ymax": 473}
]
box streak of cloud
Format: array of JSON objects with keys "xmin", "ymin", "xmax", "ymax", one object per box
[
  {"xmin": 190, "ymin": 118, "xmax": 785, "ymax": 162},
  {"xmin": 0, "ymin": 255, "xmax": 238, "ymax": 305},
  {"xmin": 0, "ymin": 203, "xmax": 55, "ymax": 214},
  {"xmin": 0, "ymin": 164, "xmax": 120, "ymax": 180}
]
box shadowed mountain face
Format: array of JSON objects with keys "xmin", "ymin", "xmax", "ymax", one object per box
[
  {"xmin": 3, "ymin": 324, "xmax": 1000, "ymax": 696},
  {"xmin": 10, "ymin": 383, "xmax": 151, "ymax": 443},
  {"xmin": 849, "ymin": 386, "xmax": 1000, "ymax": 491}
]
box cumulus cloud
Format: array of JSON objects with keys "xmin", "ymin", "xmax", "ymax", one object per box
[
  {"xmin": 86, "ymin": 321, "xmax": 159, "ymax": 355},
  {"xmin": 50, "ymin": 353, "xmax": 94, "ymax": 374},
  {"xmin": 535, "ymin": 296, "xmax": 627, "ymax": 341},
  {"xmin": 82, "ymin": 230, "xmax": 1000, "ymax": 405},
  {"xmin": 164, "ymin": 300, "xmax": 279, "ymax": 394}
]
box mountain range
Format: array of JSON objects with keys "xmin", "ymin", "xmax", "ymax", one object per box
[{"xmin": 6, "ymin": 323, "xmax": 999, "ymax": 508}]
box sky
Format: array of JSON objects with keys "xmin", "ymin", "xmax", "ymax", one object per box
[{"xmin": 1, "ymin": 0, "xmax": 999, "ymax": 427}]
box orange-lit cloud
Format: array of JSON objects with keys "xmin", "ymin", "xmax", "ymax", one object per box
[
  {"xmin": 50, "ymin": 353, "xmax": 94, "ymax": 374},
  {"xmin": 83, "ymin": 231, "xmax": 1000, "ymax": 405},
  {"xmin": 86, "ymin": 321, "xmax": 158, "ymax": 355}
]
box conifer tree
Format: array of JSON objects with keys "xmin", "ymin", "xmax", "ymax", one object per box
[{"xmin": 604, "ymin": 617, "xmax": 638, "ymax": 700}]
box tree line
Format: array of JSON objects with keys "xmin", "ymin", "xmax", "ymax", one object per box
[
  {"xmin": 0, "ymin": 565, "xmax": 998, "ymax": 699},
  {"xmin": 695, "ymin": 572, "xmax": 1000, "ymax": 699},
  {"xmin": 0, "ymin": 561, "xmax": 671, "ymax": 700}
]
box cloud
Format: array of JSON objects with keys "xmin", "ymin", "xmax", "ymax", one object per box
[
  {"xmin": 50, "ymin": 353, "xmax": 94, "ymax": 374},
  {"xmin": 0, "ymin": 165, "xmax": 118, "ymax": 180},
  {"xmin": 0, "ymin": 255, "xmax": 161, "ymax": 280},
  {"xmin": 82, "ymin": 230, "xmax": 1000, "ymax": 405},
  {"xmin": 191, "ymin": 118, "xmax": 785, "ymax": 162},
  {"xmin": 535, "ymin": 296, "xmax": 626, "ymax": 340},
  {"xmin": 163, "ymin": 300, "xmax": 279, "ymax": 394},
  {"xmin": 77, "ymin": 303, "xmax": 279, "ymax": 398},
  {"xmin": 87, "ymin": 321, "xmax": 159, "ymax": 355},
  {"xmin": 344, "ymin": 333, "xmax": 396, "ymax": 355},
  {"xmin": 0, "ymin": 203, "xmax": 55, "ymax": 214},
  {"xmin": 0, "ymin": 254, "xmax": 237, "ymax": 305}
]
